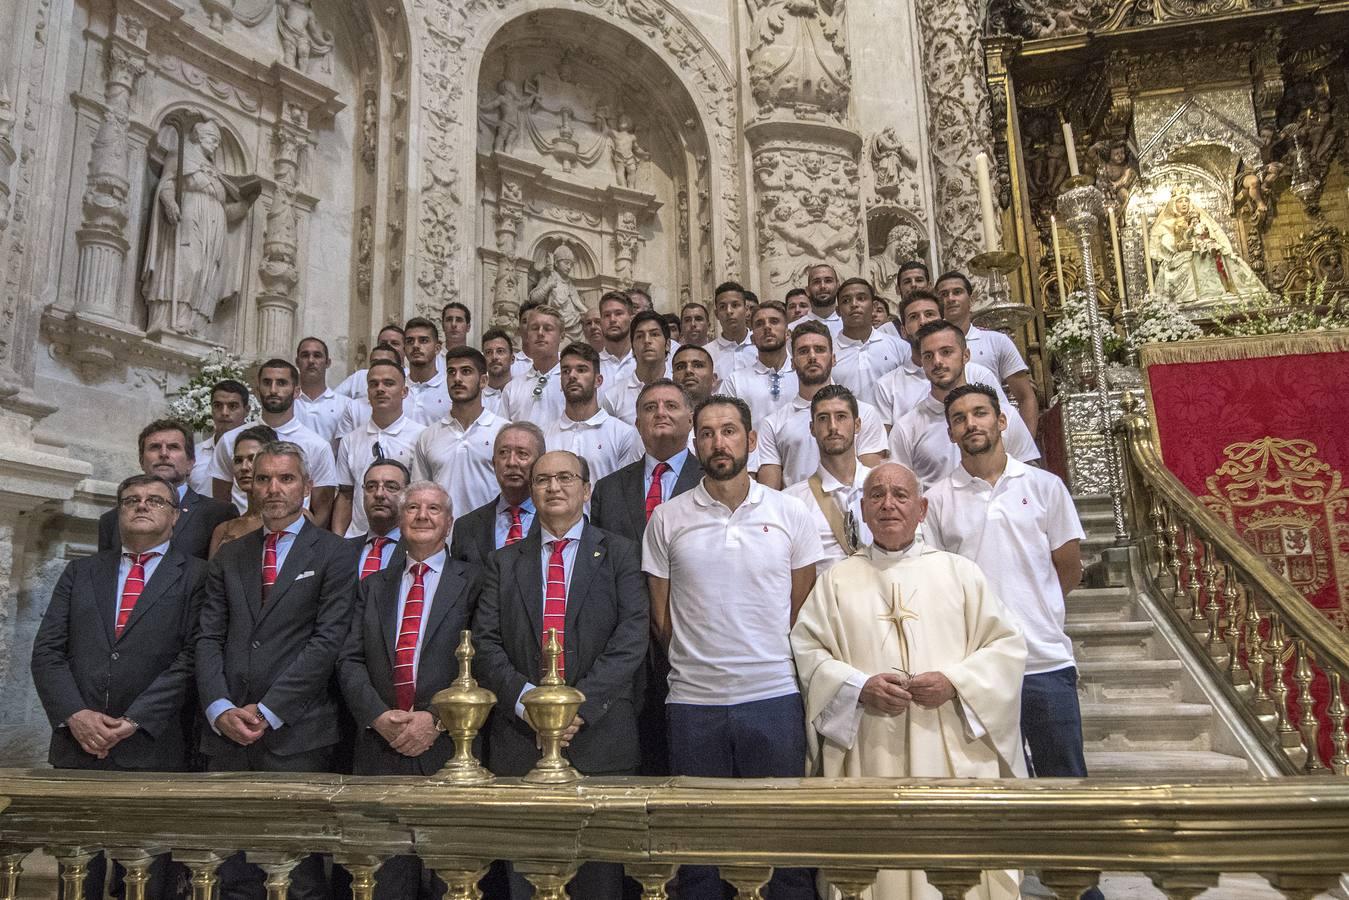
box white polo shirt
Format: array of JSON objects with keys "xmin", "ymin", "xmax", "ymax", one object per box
[
  {"xmin": 965, "ymin": 325, "xmax": 1029, "ymax": 382},
  {"xmin": 336, "ymin": 367, "xmax": 368, "ymax": 400},
  {"xmin": 599, "ymin": 347, "xmax": 636, "ymax": 387},
  {"xmin": 756, "ymin": 393, "xmax": 888, "ymax": 487},
  {"xmin": 210, "ymin": 416, "xmax": 338, "ymax": 511},
  {"xmin": 789, "ymin": 309, "xmax": 844, "ymax": 337},
  {"xmin": 405, "ymin": 370, "xmax": 451, "ymax": 426},
  {"xmin": 511, "ymin": 351, "xmax": 533, "ymax": 379},
  {"xmin": 336, "ymin": 395, "xmax": 419, "ymax": 438},
  {"xmin": 643, "ymin": 480, "xmax": 824, "ymax": 705},
  {"xmin": 336, "ymin": 414, "xmax": 426, "ymax": 537},
  {"xmin": 832, "ymin": 330, "xmax": 907, "ymax": 407},
  {"xmin": 294, "ymin": 386, "xmax": 346, "ymax": 444},
  {"xmin": 190, "ymin": 435, "xmax": 220, "ymax": 497},
  {"xmin": 482, "ymin": 384, "xmax": 505, "ymax": 416},
  {"xmin": 543, "ymin": 408, "xmax": 642, "ymax": 481},
  {"xmin": 600, "ymin": 364, "xmax": 672, "ymax": 426},
  {"xmin": 782, "ymin": 464, "xmax": 873, "ymax": 573},
  {"xmin": 889, "ymin": 390, "xmax": 1040, "ymax": 489},
  {"xmin": 710, "ymin": 333, "xmax": 755, "ymax": 379},
  {"xmin": 721, "ymin": 358, "xmax": 798, "ymax": 430},
  {"xmin": 499, "ymin": 363, "xmax": 565, "ymax": 428},
  {"xmin": 875, "ymin": 361, "xmax": 1002, "ymax": 428},
  {"xmin": 924, "ymin": 456, "xmax": 1085, "ymax": 674},
  {"xmin": 412, "ymin": 408, "xmax": 507, "ymax": 519}
]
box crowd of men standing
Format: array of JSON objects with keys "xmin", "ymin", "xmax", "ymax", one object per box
[{"xmin": 32, "ymin": 263, "xmax": 1094, "ymax": 900}]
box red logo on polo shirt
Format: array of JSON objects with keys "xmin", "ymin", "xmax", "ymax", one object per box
[
  {"xmin": 1022, "ymin": 497, "xmax": 1028, "ymax": 504},
  {"xmin": 763, "ymin": 525, "xmax": 769, "ymax": 532}
]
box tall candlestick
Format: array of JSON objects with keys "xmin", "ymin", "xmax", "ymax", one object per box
[
  {"xmin": 1140, "ymin": 210, "xmax": 1154, "ymax": 296},
  {"xmin": 1061, "ymin": 119, "xmax": 1080, "ymax": 177},
  {"xmin": 1107, "ymin": 205, "xmax": 1127, "ymax": 304},
  {"xmin": 1050, "ymin": 214, "xmax": 1067, "ymax": 299},
  {"xmin": 974, "ymin": 153, "xmax": 998, "ymax": 253}
]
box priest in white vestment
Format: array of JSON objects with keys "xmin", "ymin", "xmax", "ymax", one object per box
[{"xmin": 791, "ymin": 462, "xmax": 1027, "ymax": 900}]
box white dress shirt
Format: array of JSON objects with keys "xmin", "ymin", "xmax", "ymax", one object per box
[
  {"xmin": 543, "ymin": 408, "xmax": 642, "ymax": 482},
  {"xmin": 294, "ymin": 387, "xmax": 346, "ymax": 443},
  {"xmin": 644, "ymin": 448, "xmax": 691, "ymax": 505},
  {"xmin": 394, "ymin": 547, "xmax": 449, "ymax": 682},
  {"xmin": 499, "ymin": 363, "xmax": 566, "ymax": 428},
  {"xmin": 832, "ymin": 330, "xmax": 907, "ymax": 407},
  {"xmin": 412, "ymin": 408, "xmax": 507, "ymax": 519},
  {"xmin": 756, "ymin": 393, "xmax": 888, "ymax": 487},
  {"xmin": 336, "ymin": 415, "xmax": 426, "ymax": 537},
  {"xmin": 721, "ymin": 358, "xmax": 798, "ymax": 429},
  {"xmin": 490, "ymin": 496, "xmax": 536, "ymax": 549},
  {"xmin": 357, "ymin": 526, "xmax": 401, "ymax": 572},
  {"xmin": 513, "ymin": 518, "xmax": 586, "ymax": 718},
  {"xmin": 115, "ymin": 538, "xmax": 171, "ymax": 626}
]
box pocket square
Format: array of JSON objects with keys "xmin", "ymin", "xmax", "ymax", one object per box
[{"xmin": 294, "ymin": 570, "xmax": 316, "ymax": 581}]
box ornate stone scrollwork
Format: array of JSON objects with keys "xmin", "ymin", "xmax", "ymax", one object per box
[
  {"xmin": 1273, "ymin": 224, "xmax": 1347, "ymax": 297},
  {"xmin": 753, "ymin": 140, "xmax": 860, "ymax": 291},
  {"xmin": 989, "ymin": 0, "xmax": 1109, "ymax": 39},
  {"xmin": 744, "ymin": 0, "xmax": 851, "ymax": 121}
]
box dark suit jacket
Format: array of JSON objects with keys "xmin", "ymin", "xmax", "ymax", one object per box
[
  {"xmin": 338, "ymin": 552, "xmax": 481, "ymax": 775},
  {"xmin": 472, "ymin": 522, "xmax": 648, "ymax": 777},
  {"xmin": 195, "ymin": 518, "xmax": 356, "ymax": 762},
  {"xmin": 449, "ymin": 496, "xmax": 539, "ymax": 565},
  {"xmin": 589, "ymin": 455, "xmax": 703, "ymax": 542},
  {"xmin": 345, "ymin": 532, "xmax": 407, "ymax": 577},
  {"xmin": 31, "ymin": 547, "xmax": 207, "ymax": 770},
  {"xmin": 99, "ymin": 486, "xmax": 237, "ymax": 561}
]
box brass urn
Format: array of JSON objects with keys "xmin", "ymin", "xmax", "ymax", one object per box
[
  {"xmin": 430, "ymin": 630, "xmax": 496, "ymax": 785},
  {"xmin": 521, "ymin": 628, "xmax": 585, "ymax": 784}
]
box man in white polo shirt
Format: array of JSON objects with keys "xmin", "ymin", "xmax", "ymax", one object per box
[
  {"xmin": 546, "ymin": 342, "xmax": 641, "ymax": 481},
  {"xmin": 709, "ymin": 281, "xmax": 755, "ymax": 378},
  {"xmin": 336, "ymin": 324, "xmax": 405, "ymax": 400},
  {"xmin": 293, "ymin": 337, "xmax": 346, "ymax": 443},
  {"xmin": 402, "ymin": 317, "xmax": 451, "ymax": 427},
  {"xmin": 756, "ymin": 321, "xmax": 888, "ymax": 489},
  {"xmin": 924, "ymin": 382, "xmax": 1090, "ymax": 784},
  {"xmin": 601, "ymin": 310, "xmax": 673, "ymax": 426},
  {"xmin": 934, "ymin": 271, "xmax": 1040, "ymax": 436},
  {"xmin": 597, "ymin": 290, "xmax": 636, "ymax": 386},
  {"xmin": 890, "ymin": 320, "xmax": 1039, "ymax": 488},
  {"xmin": 831, "ymin": 277, "xmax": 906, "ymax": 407},
  {"xmin": 210, "ymin": 358, "xmax": 338, "ymax": 525},
  {"xmin": 412, "ymin": 346, "xmax": 507, "ymax": 522},
  {"xmin": 500, "ymin": 304, "xmax": 567, "ymax": 428},
  {"xmin": 788, "ymin": 262, "xmax": 844, "ymax": 337},
  {"xmin": 332, "ymin": 361, "xmax": 426, "ymax": 537},
  {"xmin": 644, "ymin": 394, "xmax": 822, "ymax": 900},
  {"xmin": 721, "ymin": 300, "xmax": 797, "ymax": 428},
  {"xmin": 782, "ymin": 384, "xmax": 872, "ymax": 574}
]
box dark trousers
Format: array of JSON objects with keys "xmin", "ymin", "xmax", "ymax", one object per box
[
  {"xmin": 1022, "ymin": 667, "xmax": 1103, "ymax": 900},
  {"xmin": 667, "ymin": 693, "xmax": 815, "ymax": 900},
  {"xmin": 208, "ymin": 744, "xmax": 335, "ymax": 900}
]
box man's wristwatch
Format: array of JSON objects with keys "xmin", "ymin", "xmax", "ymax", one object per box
[{"xmin": 121, "ymin": 716, "xmax": 140, "ymax": 731}]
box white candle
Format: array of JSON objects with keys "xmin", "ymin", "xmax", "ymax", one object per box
[
  {"xmin": 1061, "ymin": 119, "xmax": 1080, "ymax": 177},
  {"xmin": 975, "ymin": 152, "xmax": 998, "ymax": 253},
  {"xmin": 1107, "ymin": 205, "xmax": 1126, "ymax": 303},
  {"xmin": 1050, "ymin": 215, "xmax": 1067, "ymax": 299},
  {"xmin": 1140, "ymin": 211, "xmax": 1154, "ymax": 296}
]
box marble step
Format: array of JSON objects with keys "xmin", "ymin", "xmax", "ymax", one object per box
[
  {"xmin": 1084, "ymin": 748, "xmax": 1249, "ymax": 778},
  {"xmin": 1065, "ymin": 587, "xmax": 1137, "ymax": 624},
  {"xmin": 1067, "ymin": 620, "xmax": 1157, "ymax": 661},
  {"xmin": 1080, "ymin": 702, "xmax": 1215, "ymax": 752},
  {"xmin": 1077, "ymin": 659, "xmax": 1186, "ymax": 703}
]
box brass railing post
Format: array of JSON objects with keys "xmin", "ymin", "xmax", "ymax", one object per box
[
  {"xmin": 821, "ymin": 868, "xmax": 878, "ymax": 900},
  {"xmin": 1223, "ymin": 566, "xmax": 1247, "ymax": 687},
  {"xmin": 0, "ymin": 849, "xmax": 27, "ymax": 900},
  {"xmin": 250, "ymin": 852, "xmax": 301, "ymax": 900},
  {"xmin": 626, "ymin": 863, "xmax": 676, "ymax": 899},
  {"xmin": 107, "ymin": 847, "xmax": 160, "ymax": 900},
  {"xmin": 1328, "ymin": 672, "xmax": 1349, "ymax": 775},
  {"xmin": 1293, "ymin": 642, "xmax": 1328, "ymax": 773},
  {"xmin": 424, "ymin": 859, "xmax": 488, "ymax": 900},
  {"xmin": 1146, "ymin": 871, "xmax": 1219, "ymax": 899},
  {"xmin": 174, "ymin": 850, "xmax": 224, "ymax": 900},
  {"xmin": 334, "ymin": 857, "xmax": 383, "ymax": 900},
  {"xmin": 722, "ymin": 866, "xmax": 773, "ymax": 899},
  {"xmin": 54, "ymin": 848, "xmax": 96, "ymax": 900},
  {"xmin": 926, "ymin": 870, "xmax": 984, "ymax": 900},
  {"xmin": 1040, "ymin": 869, "xmax": 1102, "ymax": 900},
  {"xmin": 516, "ymin": 862, "xmax": 577, "ymax": 900}
]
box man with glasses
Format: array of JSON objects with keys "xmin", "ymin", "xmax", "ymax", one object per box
[
  {"xmin": 499, "ymin": 305, "xmax": 567, "ymax": 428},
  {"xmin": 346, "ymin": 459, "xmax": 410, "ymax": 580},
  {"xmin": 33, "ymin": 472, "xmax": 207, "ymax": 898},
  {"xmin": 333, "ymin": 361, "xmax": 426, "ymax": 537},
  {"xmin": 100, "ymin": 418, "xmax": 237, "ymax": 560},
  {"xmin": 448, "ymin": 423, "xmax": 546, "ymax": 566},
  {"xmin": 474, "ymin": 450, "xmax": 647, "ymax": 900}
]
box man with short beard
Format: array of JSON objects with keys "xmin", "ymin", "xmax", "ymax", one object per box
[
  {"xmin": 644, "ymin": 395, "xmax": 822, "ymax": 900},
  {"xmin": 347, "ymin": 458, "xmax": 409, "ymax": 579},
  {"xmin": 403, "ymin": 317, "xmax": 451, "ymax": 426},
  {"xmin": 210, "ymin": 360, "xmax": 338, "ymax": 525},
  {"xmin": 679, "ymin": 301, "xmax": 711, "ymax": 347},
  {"xmin": 479, "ymin": 328, "xmax": 515, "ymax": 414},
  {"xmin": 671, "ymin": 344, "xmax": 719, "ymax": 405},
  {"xmin": 333, "ymin": 361, "xmax": 426, "ymax": 537},
  {"xmin": 720, "ymin": 300, "xmax": 797, "ymax": 426},
  {"xmin": 597, "ymin": 290, "xmax": 635, "ymax": 385},
  {"xmin": 412, "ymin": 346, "xmax": 507, "ymax": 520},
  {"xmin": 889, "ymin": 321, "xmax": 1038, "ymax": 489},
  {"xmin": 448, "ymin": 423, "xmax": 545, "ymax": 566},
  {"xmin": 544, "ymin": 342, "xmax": 641, "ymax": 481},
  {"xmin": 499, "ymin": 305, "xmax": 566, "ymax": 428},
  {"xmin": 789, "ymin": 262, "xmax": 844, "ymax": 336}
]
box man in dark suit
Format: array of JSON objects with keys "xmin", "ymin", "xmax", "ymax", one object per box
[
  {"xmin": 33, "ymin": 473, "xmax": 207, "ymax": 899},
  {"xmin": 99, "ymin": 418, "xmax": 237, "ymax": 560},
  {"xmin": 196, "ymin": 441, "xmax": 356, "ymax": 900},
  {"xmin": 473, "ymin": 451, "xmax": 648, "ymax": 900},
  {"xmin": 339, "ymin": 480, "xmax": 481, "ymax": 899},
  {"xmin": 347, "ymin": 459, "xmax": 411, "ymax": 578},
  {"xmin": 589, "ymin": 378, "xmax": 701, "ymax": 775},
  {"xmin": 449, "ymin": 422, "xmax": 545, "ymax": 565}
]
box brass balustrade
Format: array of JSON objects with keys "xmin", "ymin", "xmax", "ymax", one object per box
[
  {"xmin": 3, "ymin": 772, "xmax": 1349, "ymax": 898},
  {"xmin": 1118, "ymin": 396, "xmax": 1349, "ymax": 775}
]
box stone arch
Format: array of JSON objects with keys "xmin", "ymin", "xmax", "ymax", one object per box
[{"xmin": 404, "ymin": 0, "xmax": 744, "ymax": 327}]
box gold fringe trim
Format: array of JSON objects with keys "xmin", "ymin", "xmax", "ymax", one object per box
[{"xmin": 1140, "ymin": 329, "xmax": 1349, "ymax": 369}]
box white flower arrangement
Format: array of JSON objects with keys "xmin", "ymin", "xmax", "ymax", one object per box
[
  {"xmin": 166, "ymin": 350, "xmax": 259, "ymax": 434},
  {"xmin": 1212, "ymin": 280, "xmax": 1349, "ymax": 337},
  {"xmin": 1045, "ymin": 291, "xmax": 1125, "ymax": 358},
  {"xmin": 1129, "ymin": 293, "xmax": 1202, "ymax": 347}
]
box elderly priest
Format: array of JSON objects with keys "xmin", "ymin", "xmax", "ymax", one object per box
[{"xmin": 790, "ymin": 462, "xmax": 1027, "ymax": 900}]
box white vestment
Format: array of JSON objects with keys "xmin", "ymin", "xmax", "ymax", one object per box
[{"xmin": 791, "ymin": 541, "xmax": 1028, "ymax": 900}]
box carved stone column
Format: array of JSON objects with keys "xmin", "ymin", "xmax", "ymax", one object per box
[
  {"xmin": 743, "ymin": 0, "xmax": 863, "ymax": 294},
  {"xmin": 914, "ymin": 0, "xmax": 999, "ymax": 269},
  {"xmin": 487, "ymin": 178, "xmax": 525, "ymax": 334},
  {"xmin": 0, "ymin": 85, "xmax": 15, "ymax": 235},
  {"xmin": 71, "ymin": 33, "xmax": 146, "ymax": 324},
  {"xmin": 255, "ymin": 120, "xmax": 305, "ymax": 359}
]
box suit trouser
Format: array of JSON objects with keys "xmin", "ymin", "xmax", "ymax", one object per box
[
  {"xmin": 666, "ymin": 694, "xmax": 816, "ymax": 900},
  {"xmin": 207, "ymin": 744, "xmax": 335, "ymax": 900}
]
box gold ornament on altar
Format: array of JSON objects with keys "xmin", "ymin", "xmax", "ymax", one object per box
[
  {"xmin": 521, "ymin": 628, "xmax": 585, "ymax": 784},
  {"xmin": 430, "ymin": 630, "xmax": 497, "ymax": 785}
]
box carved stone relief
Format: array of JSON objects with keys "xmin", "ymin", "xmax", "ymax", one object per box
[
  {"xmin": 866, "ymin": 126, "xmax": 919, "ymax": 208},
  {"xmin": 745, "ymin": 0, "xmax": 851, "ymax": 121},
  {"xmin": 752, "ymin": 139, "xmax": 861, "ymax": 291}
]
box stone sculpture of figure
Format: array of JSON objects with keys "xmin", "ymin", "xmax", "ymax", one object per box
[
  {"xmin": 1235, "ymin": 123, "xmax": 1283, "ymax": 229},
  {"xmin": 479, "ymin": 79, "xmax": 537, "ymax": 154},
  {"xmin": 870, "ymin": 127, "xmax": 916, "ymax": 200},
  {"xmin": 1148, "ymin": 187, "xmax": 1266, "ymax": 306},
  {"xmin": 142, "ymin": 119, "xmax": 258, "ymax": 336},
  {"xmin": 867, "ymin": 223, "xmax": 923, "ymax": 291},
  {"xmin": 597, "ymin": 110, "xmax": 649, "ymax": 189},
  {"xmin": 275, "ymin": 0, "xmax": 333, "ymax": 74},
  {"xmin": 528, "ymin": 243, "xmax": 587, "ymax": 342},
  {"xmin": 1090, "ymin": 140, "xmax": 1138, "ymax": 208}
]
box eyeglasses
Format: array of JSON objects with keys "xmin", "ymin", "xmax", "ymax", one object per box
[
  {"xmin": 118, "ymin": 495, "xmax": 173, "ymax": 510},
  {"xmin": 531, "ymin": 472, "xmax": 583, "ymax": 488},
  {"xmin": 532, "ymin": 374, "xmax": 549, "ymax": 398}
]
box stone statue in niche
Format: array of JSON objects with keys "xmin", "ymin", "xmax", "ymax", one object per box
[
  {"xmin": 1089, "ymin": 140, "xmax": 1138, "ymax": 208},
  {"xmin": 276, "ymin": 0, "xmax": 333, "ymax": 74},
  {"xmin": 480, "ymin": 79, "xmax": 538, "ymax": 154},
  {"xmin": 867, "ymin": 223, "xmax": 925, "ymax": 294},
  {"xmin": 360, "ymin": 92, "xmax": 378, "ymax": 172},
  {"xmin": 869, "ymin": 127, "xmax": 917, "ymax": 203},
  {"xmin": 1148, "ymin": 187, "xmax": 1266, "ymax": 306},
  {"xmin": 1024, "ymin": 114, "xmax": 1070, "ymax": 216},
  {"xmin": 141, "ymin": 118, "xmax": 260, "ymax": 336},
  {"xmin": 596, "ymin": 110, "xmax": 649, "ymax": 190},
  {"xmin": 529, "ymin": 243, "xmax": 587, "ymax": 342}
]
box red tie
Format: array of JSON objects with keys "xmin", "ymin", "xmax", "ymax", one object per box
[
  {"xmin": 262, "ymin": 532, "xmax": 281, "ymax": 600},
  {"xmin": 542, "ymin": 539, "xmax": 570, "ymax": 679},
  {"xmin": 360, "ymin": 536, "xmax": 391, "ymax": 580},
  {"xmin": 394, "ymin": 562, "xmax": 429, "ymax": 711},
  {"xmin": 645, "ymin": 462, "xmax": 671, "ymax": 521},
  {"xmin": 506, "ymin": 506, "xmax": 524, "ymax": 545},
  {"xmin": 115, "ymin": 552, "xmax": 159, "ymax": 638}
]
